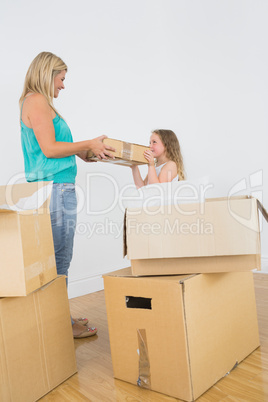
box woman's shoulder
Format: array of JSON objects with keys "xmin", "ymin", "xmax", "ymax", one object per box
[
  {"xmin": 24, "ymin": 92, "xmax": 47, "ymax": 106},
  {"xmin": 24, "ymin": 93, "xmax": 52, "ymax": 116},
  {"xmin": 21, "ymin": 93, "xmax": 54, "ymax": 126}
]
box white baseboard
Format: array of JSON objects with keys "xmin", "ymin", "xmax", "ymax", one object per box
[
  {"xmin": 260, "ymin": 256, "xmax": 268, "ymax": 273},
  {"xmin": 68, "ymin": 265, "xmax": 131, "ymax": 299},
  {"xmin": 262, "ymin": 256, "xmax": 268, "ymax": 265},
  {"xmin": 68, "ymin": 274, "xmax": 104, "ymax": 299}
]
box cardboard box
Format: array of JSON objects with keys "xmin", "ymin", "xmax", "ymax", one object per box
[
  {"xmin": 124, "ymin": 196, "xmax": 268, "ymax": 275},
  {"xmin": 0, "ymin": 276, "xmax": 77, "ymax": 402},
  {"xmin": 103, "ymin": 268, "xmax": 260, "ymax": 401},
  {"xmin": 0, "ymin": 181, "xmax": 57, "ymax": 296},
  {"xmin": 87, "ymin": 138, "xmax": 149, "ymax": 166}
]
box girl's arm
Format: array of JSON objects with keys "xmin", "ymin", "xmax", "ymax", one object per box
[
  {"xmin": 144, "ymin": 150, "xmax": 177, "ymax": 184},
  {"xmin": 157, "ymin": 161, "xmax": 178, "ymax": 182},
  {"xmin": 131, "ymin": 165, "xmax": 148, "ymax": 188},
  {"xmin": 25, "ymin": 94, "xmax": 115, "ymax": 159},
  {"xmin": 144, "ymin": 150, "xmax": 159, "ymax": 185}
]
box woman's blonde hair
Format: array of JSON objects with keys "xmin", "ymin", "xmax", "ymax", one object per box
[
  {"xmin": 152, "ymin": 129, "xmax": 186, "ymax": 180},
  {"xmin": 19, "ymin": 51, "xmax": 67, "ymax": 117}
]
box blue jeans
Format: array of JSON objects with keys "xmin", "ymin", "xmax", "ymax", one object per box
[{"xmin": 50, "ymin": 183, "xmax": 77, "ymax": 286}]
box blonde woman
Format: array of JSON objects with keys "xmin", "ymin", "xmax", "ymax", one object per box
[
  {"xmin": 131, "ymin": 129, "xmax": 185, "ymax": 188},
  {"xmin": 20, "ymin": 51, "xmax": 115, "ymax": 338}
]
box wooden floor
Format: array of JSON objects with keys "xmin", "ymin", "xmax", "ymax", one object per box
[{"xmin": 40, "ymin": 273, "xmax": 268, "ymax": 402}]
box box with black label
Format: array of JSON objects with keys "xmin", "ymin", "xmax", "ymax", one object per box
[{"xmin": 103, "ymin": 268, "xmax": 260, "ymax": 401}]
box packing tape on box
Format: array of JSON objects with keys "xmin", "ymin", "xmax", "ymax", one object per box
[
  {"xmin": 25, "ymin": 255, "xmax": 56, "ymax": 281},
  {"xmin": 137, "ymin": 329, "xmax": 151, "ymax": 389},
  {"xmin": 122, "ymin": 142, "xmax": 133, "ymax": 160}
]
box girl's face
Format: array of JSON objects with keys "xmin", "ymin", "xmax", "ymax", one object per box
[
  {"xmin": 149, "ymin": 133, "xmax": 166, "ymax": 158},
  {"xmin": 53, "ymin": 70, "xmax": 66, "ymax": 98}
]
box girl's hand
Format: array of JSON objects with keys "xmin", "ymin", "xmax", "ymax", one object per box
[{"xmin": 144, "ymin": 150, "xmax": 155, "ymax": 166}]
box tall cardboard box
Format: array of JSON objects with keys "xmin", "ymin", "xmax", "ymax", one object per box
[
  {"xmin": 0, "ymin": 181, "xmax": 57, "ymax": 296},
  {"xmin": 103, "ymin": 268, "xmax": 260, "ymax": 401},
  {"xmin": 87, "ymin": 138, "xmax": 149, "ymax": 166},
  {"xmin": 0, "ymin": 276, "xmax": 77, "ymax": 402},
  {"xmin": 124, "ymin": 196, "xmax": 268, "ymax": 275}
]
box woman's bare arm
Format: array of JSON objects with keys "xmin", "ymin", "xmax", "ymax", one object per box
[{"xmin": 24, "ymin": 94, "xmax": 115, "ymax": 159}]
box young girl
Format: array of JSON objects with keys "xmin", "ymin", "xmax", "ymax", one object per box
[{"xmin": 131, "ymin": 129, "xmax": 185, "ymax": 188}]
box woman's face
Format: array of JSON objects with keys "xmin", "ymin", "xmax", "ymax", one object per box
[{"xmin": 53, "ymin": 70, "xmax": 66, "ymax": 98}]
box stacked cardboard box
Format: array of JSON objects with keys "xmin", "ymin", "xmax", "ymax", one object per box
[
  {"xmin": 0, "ymin": 182, "xmax": 58, "ymax": 296},
  {"xmin": 0, "ymin": 182, "xmax": 77, "ymax": 401},
  {"xmin": 104, "ymin": 195, "xmax": 268, "ymax": 401},
  {"xmin": 125, "ymin": 196, "xmax": 267, "ymax": 275}
]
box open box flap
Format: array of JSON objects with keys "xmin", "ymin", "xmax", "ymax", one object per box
[
  {"xmin": 257, "ymin": 199, "xmax": 268, "ymax": 222},
  {"xmin": 0, "ymin": 182, "xmax": 53, "ymax": 214},
  {"xmin": 206, "ymin": 195, "xmax": 268, "ymax": 222}
]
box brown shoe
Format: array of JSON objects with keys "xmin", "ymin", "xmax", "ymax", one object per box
[
  {"xmin": 73, "ymin": 323, "xmax": 97, "ymax": 338},
  {"xmin": 73, "ymin": 317, "xmax": 88, "ymax": 326}
]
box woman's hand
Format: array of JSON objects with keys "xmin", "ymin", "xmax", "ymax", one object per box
[
  {"xmin": 76, "ymin": 150, "xmax": 97, "ymax": 162},
  {"xmin": 144, "ymin": 149, "xmax": 155, "ymax": 166},
  {"xmin": 89, "ymin": 135, "xmax": 116, "ymax": 159}
]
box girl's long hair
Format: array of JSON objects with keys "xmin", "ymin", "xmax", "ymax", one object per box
[
  {"xmin": 153, "ymin": 129, "xmax": 186, "ymax": 180},
  {"xmin": 19, "ymin": 51, "xmax": 67, "ymax": 118}
]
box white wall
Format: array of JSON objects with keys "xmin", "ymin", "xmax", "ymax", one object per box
[{"xmin": 1, "ymin": 0, "xmax": 267, "ymax": 297}]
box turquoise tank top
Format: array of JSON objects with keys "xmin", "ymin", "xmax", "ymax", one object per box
[{"xmin": 20, "ymin": 102, "xmax": 77, "ymax": 183}]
